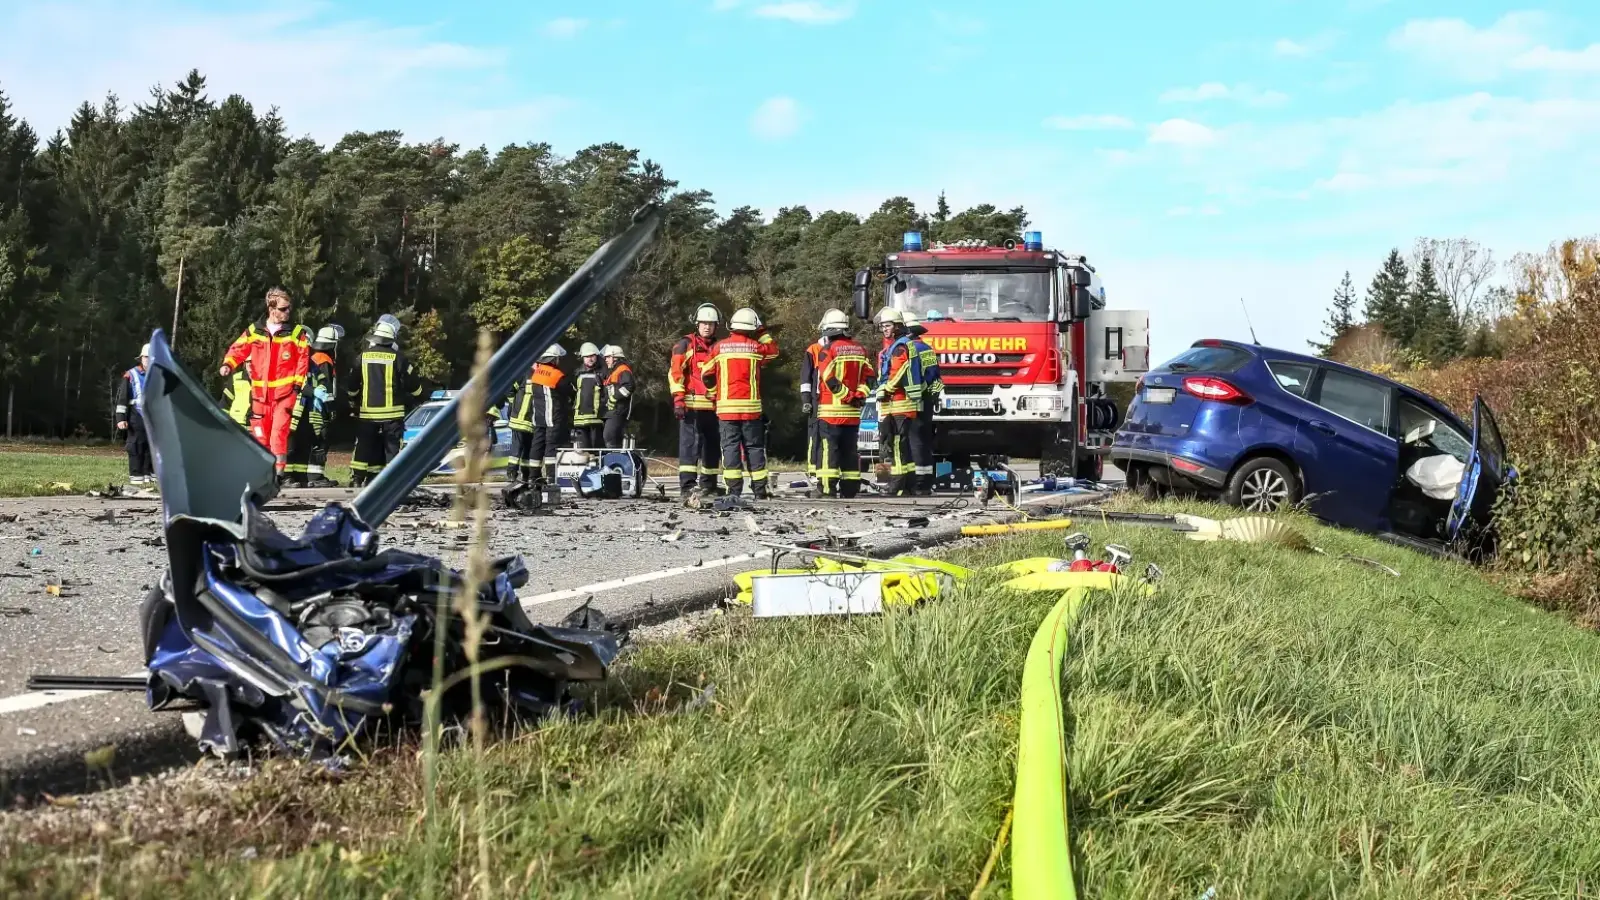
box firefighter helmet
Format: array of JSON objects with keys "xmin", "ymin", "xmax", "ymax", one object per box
[
  {"xmin": 313, "ymin": 326, "xmax": 341, "ymax": 348},
  {"xmin": 874, "ymin": 307, "xmax": 905, "ymax": 325},
  {"xmin": 818, "ymin": 308, "xmax": 850, "ymax": 335},
  {"xmin": 541, "ymin": 343, "xmax": 566, "ymax": 360},
  {"xmin": 578, "ymin": 341, "xmax": 601, "ymax": 357},
  {"xmin": 139, "ymin": 343, "xmax": 151, "ymax": 359},
  {"xmin": 377, "ymin": 313, "xmax": 402, "ymax": 334},
  {"xmin": 694, "ymin": 303, "xmax": 723, "ymax": 325},
  {"xmin": 602, "ymin": 344, "xmax": 624, "ymax": 358},
  {"xmin": 902, "ymin": 312, "xmax": 927, "ymax": 334},
  {"xmin": 729, "ymin": 307, "xmax": 762, "ymax": 332},
  {"xmin": 372, "ymin": 321, "xmax": 399, "ymax": 342}
]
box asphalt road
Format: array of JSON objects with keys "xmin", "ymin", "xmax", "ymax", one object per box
[{"xmin": 0, "ymin": 460, "xmax": 1117, "ymax": 800}]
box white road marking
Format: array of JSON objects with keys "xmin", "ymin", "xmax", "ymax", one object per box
[{"xmin": 0, "ymin": 489, "xmax": 1094, "ymax": 716}]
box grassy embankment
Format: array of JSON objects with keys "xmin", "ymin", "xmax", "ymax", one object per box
[
  {"xmin": 0, "ymin": 443, "xmax": 354, "ymax": 496},
  {"xmin": 4, "ymin": 501, "xmax": 1599, "ymax": 897}
]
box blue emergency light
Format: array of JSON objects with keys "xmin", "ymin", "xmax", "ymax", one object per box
[
  {"xmin": 1023, "ymin": 231, "xmax": 1043, "ymax": 251},
  {"xmin": 903, "ymin": 231, "xmax": 924, "ymax": 251},
  {"xmin": 430, "ymin": 390, "xmax": 447, "ymax": 400}
]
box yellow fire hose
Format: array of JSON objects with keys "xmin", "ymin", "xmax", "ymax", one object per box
[{"xmin": 960, "ymin": 518, "xmax": 1074, "ymax": 536}]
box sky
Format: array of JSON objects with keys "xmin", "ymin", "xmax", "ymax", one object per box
[{"xmin": 3, "ymin": 0, "xmax": 1598, "ymax": 361}]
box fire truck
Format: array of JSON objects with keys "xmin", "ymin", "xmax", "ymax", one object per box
[{"xmin": 851, "ymin": 230, "xmax": 1150, "ymax": 481}]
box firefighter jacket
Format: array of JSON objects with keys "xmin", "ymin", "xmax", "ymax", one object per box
[
  {"xmin": 573, "ymin": 362, "xmax": 607, "ymax": 426},
  {"xmin": 668, "ymin": 333, "xmax": 717, "ymax": 411},
  {"xmin": 699, "ymin": 329, "xmax": 779, "ymax": 421},
  {"xmin": 293, "ymin": 351, "xmax": 337, "ymax": 429},
  {"xmin": 347, "ymin": 339, "xmax": 422, "ymax": 421},
  {"xmin": 222, "ymin": 319, "xmax": 311, "ymax": 404},
  {"xmin": 114, "ymin": 366, "xmax": 148, "ymax": 423},
  {"xmin": 604, "ymin": 361, "xmax": 634, "ymax": 420},
  {"xmin": 508, "ymin": 363, "xmax": 572, "ymax": 432},
  {"xmin": 816, "ymin": 338, "xmax": 875, "ymax": 425},
  {"xmin": 800, "ymin": 340, "xmax": 828, "ymax": 412},
  {"xmin": 910, "ymin": 336, "xmax": 943, "ymax": 398},
  {"xmin": 878, "ymin": 339, "xmax": 922, "ymax": 418},
  {"xmin": 222, "ymin": 369, "xmax": 252, "ymax": 425}
]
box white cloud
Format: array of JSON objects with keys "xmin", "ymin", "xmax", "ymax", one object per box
[
  {"xmin": 1273, "ymin": 38, "xmax": 1310, "ymax": 57},
  {"xmin": 752, "ymin": 2, "xmax": 855, "ymax": 25},
  {"xmin": 1273, "ymin": 32, "xmax": 1338, "ymax": 58},
  {"xmin": 0, "ymin": 1, "xmax": 571, "ymax": 151},
  {"xmin": 1042, "ymin": 114, "xmax": 1135, "ymax": 131},
  {"xmin": 1148, "ymin": 118, "xmax": 1220, "ymax": 147},
  {"xmin": 1388, "ymin": 13, "xmax": 1545, "ymax": 80},
  {"xmin": 1514, "ymin": 44, "xmax": 1600, "ymax": 74},
  {"xmin": 541, "ymin": 17, "xmax": 587, "ymax": 39},
  {"xmin": 750, "ymin": 96, "xmax": 802, "ymax": 140},
  {"xmin": 1159, "ymin": 82, "xmax": 1289, "ymax": 107}
]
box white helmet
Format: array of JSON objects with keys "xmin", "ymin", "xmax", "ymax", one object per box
[
  {"xmin": 313, "ymin": 325, "xmax": 342, "ymax": 347},
  {"xmin": 578, "ymin": 341, "xmax": 601, "ymax": 357},
  {"xmin": 372, "ymin": 321, "xmax": 399, "ymax": 341},
  {"xmin": 874, "ymin": 307, "xmax": 905, "ymax": 325},
  {"xmin": 902, "ymin": 312, "xmax": 927, "ymax": 334},
  {"xmin": 729, "ymin": 307, "xmax": 762, "ymax": 332},
  {"xmin": 818, "ymin": 308, "xmax": 850, "ymax": 335},
  {"xmin": 541, "ymin": 343, "xmax": 566, "ymax": 360},
  {"xmin": 694, "ymin": 303, "xmax": 723, "ymax": 325},
  {"xmin": 377, "ymin": 313, "xmax": 402, "ymax": 334},
  {"xmin": 139, "ymin": 343, "xmax": 151, "ymax": 359},
  {"xmin": 602, "ymin": 344, "xmax": 624, "ymax": 358}
]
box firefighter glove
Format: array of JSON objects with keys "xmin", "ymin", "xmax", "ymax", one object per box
[
  {"xmin": 674, "ymin": 398, "xmax": 686, "ymax": 419},
  {"xmin": 801, "ymin": 401, "xmax": 814, "ymax": 416}
]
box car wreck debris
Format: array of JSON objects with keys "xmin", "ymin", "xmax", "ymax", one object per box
[{"xmin": 93, "ymin": 205, "xmax": 665, "ymax": 760}]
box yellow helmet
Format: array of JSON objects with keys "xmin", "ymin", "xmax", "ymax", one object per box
[{"xmin": 874, "ymin": 307, "xmax": 905, "ymax": 325}]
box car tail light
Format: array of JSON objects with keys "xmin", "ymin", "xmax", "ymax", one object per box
[
  {"xmin": 1182, "ymin": 376, "xmax": 1251, "ymax": 404},
  {"xmin": 1133, "ymin": 374, "xmax": 1144, "ymax": 392},
  {"xmin": 1171, "ymin": 457, "xmax": 1205, "ymax": 474}
]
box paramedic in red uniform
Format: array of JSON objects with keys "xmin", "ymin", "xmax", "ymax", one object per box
[{"xmin": 219, "ymin": 287, "xmax": 310, "ymax": 478}]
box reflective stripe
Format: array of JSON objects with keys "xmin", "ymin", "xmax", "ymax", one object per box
[{"xmin": 126, "ymin": 368, "xmax": 146, "ymax": 410}]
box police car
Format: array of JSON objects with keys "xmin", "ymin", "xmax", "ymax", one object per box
[
  {"xmin": 400, "ymin": 390, "xmax": 514, "ymax": 475},
  {"xmin": 858, "ymin": 395, "xmax": 880, "ymax": 467}
]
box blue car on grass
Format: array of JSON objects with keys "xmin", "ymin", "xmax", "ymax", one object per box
[{"xmin": 1112, "ymin": 339, "xmax": 1513, "ymax": 554}]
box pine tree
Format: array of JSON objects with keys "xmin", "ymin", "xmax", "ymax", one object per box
[
  {"xmin": 1408, "ymin": 254, "xmax": 1464, "ymax": 362},
  {"xmin": 929, "ymin": 190, "xmax": 951, "ymax": 241},
  {"xmin": 1364, "ymin": 249, "xmax": 1410, "ymax": 343},
  {"xmin": 1311, "ymin": 271, "xmax": 1357, "ymax": 355}
]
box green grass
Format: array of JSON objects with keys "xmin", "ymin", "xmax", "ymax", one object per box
[
  {"xmin": 5, "ymin": 502, "xmax": 1600, "ymax": 897},
  {"xmin": 0, "ymin": 449, "xmax": 354, "ymax": 496}
]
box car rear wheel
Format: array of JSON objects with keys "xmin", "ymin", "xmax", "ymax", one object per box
[{"xmin": 1226, "ymin": 457, "xmax": 1299, "ymax": 512}]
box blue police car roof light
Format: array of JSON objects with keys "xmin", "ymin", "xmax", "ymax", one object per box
[
  {"xmin": 1023, "ymin": 231, "xmax": 1043, "ymax": 251},
  {"xmin": 903, "ymin": 231, "xmax": 923, "ymax": 251}
]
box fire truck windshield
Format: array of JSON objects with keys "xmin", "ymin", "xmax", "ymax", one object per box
[{"xmin": 889, "ymin": 270, "xmax": 1051, "ymax": 322}]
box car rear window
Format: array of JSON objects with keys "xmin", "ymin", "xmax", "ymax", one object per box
[{"xmin": 1161, "ymin": 345, "xmax": 1254, "ymax": 374}]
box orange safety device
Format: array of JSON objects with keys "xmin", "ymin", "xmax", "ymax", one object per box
[
  {"xmin": 816, "ymin": 337, "xmax": 874, "ymax": 424},
  {"xmin": 668, "ymin": 333, "xmax": 718, "ymax": 411},
  {"xmin": 223, "ymin": 319, "xmax": 311, "ymax": 469},
  {"xmin": 700, "ymin": 329, "xmax": 779, "ymax": 420}
]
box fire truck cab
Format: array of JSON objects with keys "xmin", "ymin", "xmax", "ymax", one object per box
[{"xmin": 852, "ymin": 230, "xmax": 1149, "ymax": 481}]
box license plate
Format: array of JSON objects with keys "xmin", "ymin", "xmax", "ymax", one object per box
[
  {"xmin": 943, "ymin": 397, "xmax": 991, "ymax": 411},
  {"xmin": 1144, "ymin": 387, "xmax": 1176, "ymax": 404}
]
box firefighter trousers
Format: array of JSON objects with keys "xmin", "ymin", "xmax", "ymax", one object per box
[
  {"xmin": 884, "ymin": 414, "xmax": 917, "ymax": 496},
  {"xmin": 913, "ymin": 399, "xmax": 937, "ymax": 494},
  {"xmin": 805, "ymin": 415, "xmax": 820, "ymax": 478},
  {"xmin": 816, "ymin": 421, "xmax": 861, "ymax": 498},
  {"xmin": 251, "ymin": 394, "xmax": 297, "ymax": 472},
  {"xmin": 603, "ymin": 416, "xmax": 627, "ymax": 449},
  {"xmin": 283, "ymin": 412, "xmax": 327, "ymax": 485},
  {"xmin": 572, "ymin": 423, "xmax": 605, "ymax": 449},
  {"xmin": 678, "ymin": 408, "xmax": 720, "ymax": 494},
  {"xmin": 351, "ymin": 418, "xmax": 403, "ymax": 486},
  {"xmin": 720, "ymin": 418, "xmax": 768, "ymax": 498},
  {"xmin": 510, "ymin": 425, "xmax": 564, "ymax": 483},
  {"xmin": 124, "ymin": 413, "xmax": 153, "ymax": 480}
]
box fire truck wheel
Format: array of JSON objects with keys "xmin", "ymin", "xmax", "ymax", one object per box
[
  {"xmin": 1074, "ymin": 453, "xmax": 1103, "ymax": 482},
  {"xmin": 1039, "ymin": 445, "xmax": 1072, "ymax": 478}
]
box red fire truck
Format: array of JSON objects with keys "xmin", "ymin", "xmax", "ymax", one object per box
[{"xmin": 851, "ymin": 230, "xmax": 1150, "ymax": 481}]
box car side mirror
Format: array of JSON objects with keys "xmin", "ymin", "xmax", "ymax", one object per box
[
  {"xmin": 1069, "ymin": 286, "xmax": 1093, "ymax": 321},
  {"xmin": 1404, "ymin": 420, "xmax": 1437, "ymax": 445},
  {"xmin": 851, "ymin": 268, "xmax": 871, "ymax": 319}
]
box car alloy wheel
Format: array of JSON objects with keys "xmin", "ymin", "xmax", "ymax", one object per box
[{"xmin": 1240, "ymin": 468, "xmax": 1291, "ymax": 511}]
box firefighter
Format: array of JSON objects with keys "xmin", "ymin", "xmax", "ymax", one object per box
[
  {"xmin": 800, "ymin": 320, "xmax": 831, "ymax": 490},
  {"xmin": 668, "ymin": 303, "xmax": 724, "ymax": 498},
  {"xmin": 346, "ymin": 319, "xmax": 422, "ymax": 487},
  {"xmin": 601, "ymin": 344, "xmax": 633, "ymax": 449},
  {"xmin": 221, "ymin": 362, "xmax": 253, "ymax": 428},
  {"xmin": 572, "ymin": 341, "xmax": 607, "ymax": 449},
  {"xmin": 285, "ymin": 325, "xmax": 343, "ymax": 487},
  {"xmin": 902, "ymin": 312, "xmax": 943, "ymax": 494},
  {"xmin": 875, "ymin": 307, "xmax": 924, "ymax": 496},
  {"xmin": 219, "ymin": 288, "xmax": 311, "ymax": 478},
  {"xmin": 114, "ymin": 343, "xmax": 155, "ymax": 485},
  {"xmin": 506, "ymin": 344, "xmax": 572, "ymax": 486},
  {"xmin": 813, "ymin": 309, "xmax": 874, "ymax": 498},
  {"xmin": 700, "ymin": 307, "xmax": 778, "ymax": 500}
]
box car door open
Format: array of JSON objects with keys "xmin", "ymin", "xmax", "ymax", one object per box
[{"xmin": 1447, "ymin": 396, "xmax": 1510, "ymax": 549}]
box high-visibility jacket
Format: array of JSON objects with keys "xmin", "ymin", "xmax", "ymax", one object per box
[
  {"xmin": 700, "ymin": 329, "xmax": 779, "ymax": 421},
  {"xmin": 347, "ymin": 339, "xmax": 422, "ymax": 421},
  {"xmin": 668, "ymin": 333, "xmax": 718, "ymax": 411},
  {"xmin": 817, "ymin": 338, "xmax": 875, "ymax": 424},
  {"xmin": 800, "ymin": 340, "xmax": 829, "ymax": 411},
  {"xmin": 910, "ymin": 336, "xmax": 943, "ymax": 398},
  {"xmin": 222, "ymin": 369, "xmax": 252, "ymax": 425},
  {"xmin": 878, "ymin": 339, "xmax": 921, "ymax": 418},
  {"xmin": 573, "ymin": 362, "xmax": 606, "ymax": 426},
  {"xmin": 114, "ymin": 366, "xmax": 147, "ymax": 422},
  {"xmin": 222, "ymin": 319, "xmax": 311, "ymax": 403},
  {"xmin": 508, "ymin": 363, "xmax": 572, "ymax": 431},
  {"xmin": 604, "ymin": 361, "xmax": 634, "ymax": 420},
  {"xmin": 293, "ymin": 351, "xmax": 337, "ymax": 430}
]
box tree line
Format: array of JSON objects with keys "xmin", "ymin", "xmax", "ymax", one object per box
[{"xmin": 0, "ymin": 70, "xmax": 1030, "ymax": 454}]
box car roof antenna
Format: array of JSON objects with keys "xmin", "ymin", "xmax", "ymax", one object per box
[{"xmin": 1239, "ymin": 297, "xmax": 1260, "ymax": 345}]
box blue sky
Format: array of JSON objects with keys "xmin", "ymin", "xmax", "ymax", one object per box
[{"xmin": 4, "ymin": 0, "xmax": 1598, "ymax": 360}]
